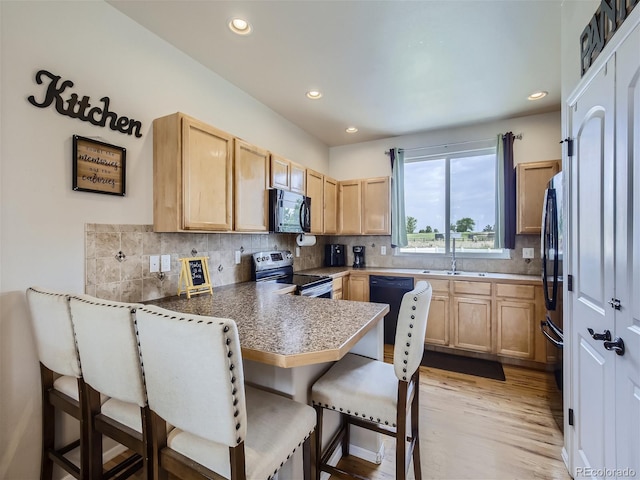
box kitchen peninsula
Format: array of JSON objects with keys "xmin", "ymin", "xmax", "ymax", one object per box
[{"xmin": 146, "ymin": 281, "xmax": 389, "ymax": 368}]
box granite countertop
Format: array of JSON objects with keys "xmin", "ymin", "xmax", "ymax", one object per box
[
  {"xmin": 145, "ymin": 282, "xmax": 389, "ymax": 368},
  {"xmin": 300, "ymin": 266, "xmax": 542, "ymax": 283}
]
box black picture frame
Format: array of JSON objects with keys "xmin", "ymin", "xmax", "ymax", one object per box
[{"xmin": 72, "ymin": 135, "xmax": 126, "ymax": 196}]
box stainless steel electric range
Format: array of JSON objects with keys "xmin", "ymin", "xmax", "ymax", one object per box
[{"xmin": 251, "ymin": 250, "xmax": 333, "ymax": 298}]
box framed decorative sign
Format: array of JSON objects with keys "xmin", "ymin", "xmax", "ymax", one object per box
[
  {"xmin": 178, "ymin": 257, "xmax": 213, "ymax": 298},
  {"xmin": 72, "ymin": 135, "xmax": 126, "ymax": 196}
]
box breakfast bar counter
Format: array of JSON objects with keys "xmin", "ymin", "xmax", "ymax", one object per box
[{"xmin": 145, "ymin": 281, "xmax": 389, "ymax": 368}]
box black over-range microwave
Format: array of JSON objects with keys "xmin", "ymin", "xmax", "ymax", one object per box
[{"xmin": 268, "ymin": 188, "xmax": 311, "ymax": 234}]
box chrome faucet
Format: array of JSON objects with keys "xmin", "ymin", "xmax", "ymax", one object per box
[{"xmin": 450, "ymin": 237, "xmax": 457, "ymax": 274}]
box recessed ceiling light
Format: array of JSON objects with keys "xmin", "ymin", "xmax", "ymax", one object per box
[
  {"xmin": 528, "ymin": 91, "xmax": 548, "ymax": 101},
  {"xmin": 345, "ymin": 127, "xmax": 358, "ymax": 133},
  {"xmin": 229, "ymin": 17, "xmax": 252, "ymax": 35},
  {"xmin": 306, "ymin": 90, "xmax": 322, "ymax": 99}
]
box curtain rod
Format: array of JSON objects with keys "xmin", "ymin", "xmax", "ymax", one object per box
[{"xmin": 385, "ymin": 133, "xmax": 523, "ymax": 155}]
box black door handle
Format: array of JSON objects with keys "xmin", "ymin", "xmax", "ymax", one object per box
[
  {"xmin": 604, "ymin": 337, "xmax": 625, "ymax": 356},
  {"xmin": 588, "ymin": 328, "xmax": 612, "ymax": 342}
]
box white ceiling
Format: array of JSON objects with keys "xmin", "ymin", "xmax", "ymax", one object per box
[{"xmin": 108, "ymin": 0, "xmax": 562, "ymax": 147}]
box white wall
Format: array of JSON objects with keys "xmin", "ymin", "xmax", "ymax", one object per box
[
  {"xmin": 328, "ymin": 110, "xmax": 562, "ymax": 180},
  {"xmin": 0, "ymin": 1, "xmax": 328, "ymax": 478}
]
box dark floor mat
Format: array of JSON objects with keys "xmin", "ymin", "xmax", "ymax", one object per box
[{"xmin": 421, "ymin": 350, "xmax": 506, "ymax": 381}]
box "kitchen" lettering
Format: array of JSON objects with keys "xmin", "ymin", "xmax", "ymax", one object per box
[{"xmin": 27, "ymin": 69, "xmax": 143, "ymax": 138}]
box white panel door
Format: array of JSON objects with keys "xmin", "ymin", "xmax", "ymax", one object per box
[
  {"xmin": 570, "ymin": 58, "xmax": 617, "ymax": 476},
  {"xmin": 614, "ymin": 23, "xmax": 640, "ymax": 476}
]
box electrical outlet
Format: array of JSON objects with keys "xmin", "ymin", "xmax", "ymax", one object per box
[
  {"xmin": 522, "ymin": 248, "xmax": 534, "ymax": 259},
  {"xmin": 295, "ymin": 246, "xmax": 301, "ymax": 257},
  {"xmin": 381, "ymin": 246, "xmax": 387, "ymax": 255},
  {"xmin": 234, "ymin": 250, "xmax": 241, "ymax": 264},
  {"xmin": 150, "ymin": 255, "xmax": 160, "ymax": 273},
  {"xmin": 161, "ymin": 255, "xmax": 171, "ymax": 272}
]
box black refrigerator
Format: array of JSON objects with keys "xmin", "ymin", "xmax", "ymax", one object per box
[{"xmin": 540, "ymin": 171, "xmax": 564, "ymax": 432}]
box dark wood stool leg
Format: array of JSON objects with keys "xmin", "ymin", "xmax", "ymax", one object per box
[
  {"xmin": 411, "ymin": 374, "xmax": 422, "ymax": 480},
  {"xmin": 313, "ymin": 405, "xmax": 323, "ymax": 480},
  {"xmin": 40, "ymin": 365, "xmax": 55, "ymax": 480},
  {"xmin": 85, "ymin": 385, "xmax": 103, "ymax": 479},
  {"xmin": 396, "ymin": 381, "xmax": 408, "ymax": 480}
]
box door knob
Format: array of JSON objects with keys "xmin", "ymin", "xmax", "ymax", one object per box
[
  {"xmin": 604, "ymin": 337, "xmax": 625, "ymax": 356},
  {"xmin": 588, "ymin": 328, "xmax": 612, "ymax": 342},
  {"xmin": 608, "ymin": 298, "xmax": 621, "ymax": 310}
]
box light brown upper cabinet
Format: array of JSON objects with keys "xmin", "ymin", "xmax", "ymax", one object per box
[
  {"xmin": 234, "ymin": 139, "xmax": 269, "ymax": 232},
  {"xmin": 153, "ymin": 112, "xmax": 233, "ymax": 232},
  {"xmin": 516, "ymin": 160, "xmax": 560, "ymax": 234},
  {"xmin": 270, "ymin": 154, "xmax": 306, "ymax": 195},
  {"xmin": 338, "ymin": 176, "xmax": 391, "ymax": 235},
  {"xmin": 339, "ymin": 180, "xmax": 362, "ymax": 234},
  {"xmin": 362, "ymin": 177, "xmax": 391, "ymax": 234},
  {"xmin": 306, "ymin": 168, "xmax": 324, "ymax": 234},
  {"xmin": 323, "ymin": 176, "xmax": 338, "ymax": 234}
]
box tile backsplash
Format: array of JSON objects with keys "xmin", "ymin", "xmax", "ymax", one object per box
[
  {"xmin": 86, "ymin": 224, "xmax": 542, "ymax": 303},
  {"xmin": 85, "ymin": 224, "xmax": 327, "ymax": 302}
]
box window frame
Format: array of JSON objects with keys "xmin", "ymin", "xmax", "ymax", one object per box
[{"xmin": 398, "ymin": 141, "xmax": 510, "ymax": 260}]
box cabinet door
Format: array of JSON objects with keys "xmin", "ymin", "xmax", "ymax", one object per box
[
  {"xmin": 306, "ymin": 169, "xmax": 324, "ymax": 234},
  {"xmin": 452, "ymin": 296, "xmax": 492, "ymax": 352},
  {"xmin": 234, "ymin": 139, "xmax": 269, "ymax": 232},
  {"xmin": 339, "ymin": 180, "xmax": 362, "ymax": 234},
  {"xmin": 270, "ymin": 154, "xmax": 290, "ymax": 190},
  {"xmin": 425, "ymin": 293, "xmax": 450, "ymax": 346},
  {"xmin": 496, "ymin": 300, "xmax": 534, "ymax": 359},
  {"xmin": 182, "ymin": 117, "xmax": 233, "ymax": 230},
  {"xmin": 348, "ymin": 274, "xmax": 369, "ymax": 302},
  {"xmin": 290, "ymin": 161, "xmax": 306, "ymax": 194},
  {"xmin": 323, "ymin": 176, "xmax": 338, "ymax": 234},
  {"xmin": 516, "ymin": 160, "xmax": 560, "ymax": 234},
  {"xmin": 362, "ymin": 177, "xmax": 390, "ymax": 234}
]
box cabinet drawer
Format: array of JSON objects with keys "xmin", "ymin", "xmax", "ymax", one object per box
[
  {"xmin": 452, "ymin": 281, "xmax": 492, "ymax": 296},
  {"xmin": 496, "ymin": 283, "xmax": 535, "ymax": 300},
  {"xmin": 425, "ymin": 278, "xmax": 449, "ymax": 293}
]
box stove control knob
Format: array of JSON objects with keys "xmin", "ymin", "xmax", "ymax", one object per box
[
  {"xmin": 262, "ymin": 256, "xmax": 268, "ymax": 261},
  {"xmin": 256, "ymin": 257, "xmax": 261, "ymax": 262}
]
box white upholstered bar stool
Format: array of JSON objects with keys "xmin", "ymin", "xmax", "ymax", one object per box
[
  {"xmin": 134, "ymin": 305, "xmax": 317, "ymax": 480},
  {"xmin": 68, "ymin": 295, "xmax": 151, "ymax": 479},
  {"xmin": 26, "ymin": 287, "xmax": 91, "ymax": 479},
  {"xmin": 311, "ymin": 280, "xmax": 432, "ymax": 480}
]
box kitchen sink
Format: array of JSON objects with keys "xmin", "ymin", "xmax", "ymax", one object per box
[{"xmin": 421, "ymin": 270, "xmax": 487, "ymax": 277}]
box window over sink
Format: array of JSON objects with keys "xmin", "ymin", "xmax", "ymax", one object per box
[{"xmin": 399, "ymin": 139, "xmax": 508, "ymax": 258}]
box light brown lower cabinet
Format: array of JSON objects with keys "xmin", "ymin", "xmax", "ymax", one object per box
[
  {"xmin": 338, "ymin": 272, "xmax": 552, "ymax": 365},
  {"xmin": 424, "ymin": 279, "xmax": 450, "ymax": 346},
  {"xmin": 332, "ymin": 276, "xmax": 344, "ymax": 300},
  {"xmin": 452, "ymin": 296, "xmax": 493, "ymax": 353},
  {"xmin": 346, "ymin": 273, "xmax": 369, "ymax": 302},
  {"xmin": 496, "ymin": 300, "xmax": 534, "ymax": 359},
  {"xmin": 495, "ymin": 283, "xmax": 536, "ymax": 359}
]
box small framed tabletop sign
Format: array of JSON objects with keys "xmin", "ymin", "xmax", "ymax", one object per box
[
  {"xmin": 72, "ymin": 135, "xmax": 126, "ymax": 196},
  {"xmin": 178, "ymin": 257, "xmax": 213, "ymax": 298}
]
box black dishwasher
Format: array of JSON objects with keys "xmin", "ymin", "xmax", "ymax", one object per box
[{"xmin": 369, "ymin": 275, "xmax": 414, "ymax": 345}]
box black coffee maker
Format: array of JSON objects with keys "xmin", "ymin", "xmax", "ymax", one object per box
[{"xmin": 353, "ymin": 245, "xmax": 365, "ymax": 268}]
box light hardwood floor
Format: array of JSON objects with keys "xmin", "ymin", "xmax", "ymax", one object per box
[{"xmin": 106, "ymin": 355, "xmax": 569, "ymax": 480}]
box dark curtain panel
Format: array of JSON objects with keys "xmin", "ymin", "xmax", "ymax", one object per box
[{"xmin": 503, "ymin": 132, "xmax": 516, "ymax": 249}]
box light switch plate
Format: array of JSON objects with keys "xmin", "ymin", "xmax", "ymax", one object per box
[
  {"xmin": 522, "ymin": 248, "xmax": 534, "ymax": 259},
  {"xmin": 235, "ymin": 250, "xmax": 241, "ymax": 264},
  {"xmin": 150, "ymin": 255, "xmax": 160, "ymax": 273},
  {"xmin": 381, "ymin": 246, "xmax": 387, "ymax": 255},
  {"xmin": 161, "ymin": 255, "xmax": 171, "ymax": 272}
]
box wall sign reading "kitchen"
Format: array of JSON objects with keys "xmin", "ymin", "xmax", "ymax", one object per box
[{"xmin": 27, "ymin": 69, "xmax": 143, "ymax": 138}]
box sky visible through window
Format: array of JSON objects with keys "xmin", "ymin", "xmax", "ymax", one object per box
[{"xmin": 404, "ymin": 154, "xmax": 496, "ymax": 234}]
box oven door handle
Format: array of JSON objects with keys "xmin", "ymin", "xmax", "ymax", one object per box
[{"xmin": 300, "ymin": 282, "xmax": 333, "ymax": 298}]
